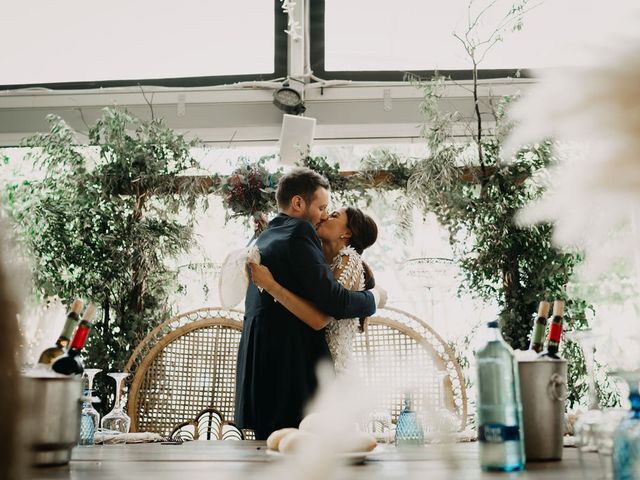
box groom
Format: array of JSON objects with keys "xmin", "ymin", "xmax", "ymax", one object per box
[{"xmin": 235, "ymin": 167, "xmax": 384, "ymax": 440}]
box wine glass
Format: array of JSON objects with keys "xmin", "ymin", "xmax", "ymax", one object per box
[
  {"xmin": 593, "ymin": 408, "xmax": 627, "ymax": 480},
  {"xmin": 610, "ymin": 369, "xmax": 640, "ymax": 480},
  {"xmin": 78, "ymin": 368, "xmax": 102, "ymax": 445},
  {"xmin": 566, "ymin": 329, "xmax": 603, "ymax": 454},
  {"xmin": 432, "ymin": 370, "xmax": 460, "ymax": 434},
  {"xmin": 100, "ymin": 372, "xmax": 131, "ymax": 434}
]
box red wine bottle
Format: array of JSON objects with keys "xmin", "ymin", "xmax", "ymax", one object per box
[
  {"xmin": 538, "ymin": 300, "xmax": 565, "ymax": 359},
  {"xmin": 38, "ymin": 299, "xmax": 84, "ymax": 365},
  {"xmin": 52, "ymin": 303, "xmax": 97, "ymax": 375},
  {"xmin": 529, "ymin": 300, "xmax": 550, "ymax": 353}
]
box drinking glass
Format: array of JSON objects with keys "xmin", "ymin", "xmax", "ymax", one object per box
[
  {"xmin": 78, "ymin": 368, "xmax": 102, "ymax": 445},
  {"xmin": 430, "ymin": 370, "xmax": 460, "ymax": 434},
  {"xmin": 566, "ymin": 330, "xmax": 603, "ymax": 455},
  {"xmin": 366, "ymin": 410, "xmax": 393, "ymax": 443},
  {"xmin": 593, "ymin": 409, "xmax": 627, "ymax": 480},
  {"xmin": 100, "ymin": 372, "xmax": 131, "ymax": 434}
]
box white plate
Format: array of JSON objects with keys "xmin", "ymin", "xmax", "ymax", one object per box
[{"xmin": 265, "ymin": 448, "xmax": 375, "ymax": 464}]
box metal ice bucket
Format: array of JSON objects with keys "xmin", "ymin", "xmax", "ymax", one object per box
[
  {"xmin": 22, "ymin": 373, "xmax": 82, "ymax": 467},
  {"xmin": 518, "ymin": 359, "xmax": 567, "ymax": 461}
]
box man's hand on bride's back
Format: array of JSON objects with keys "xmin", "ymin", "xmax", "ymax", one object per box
[{"xmin": 248, "ymin": 262, "xmax": 276, "ymax": 292}]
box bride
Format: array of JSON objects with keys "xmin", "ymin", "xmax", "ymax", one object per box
[{"xmin": 248, "ymin": 206, "xmax": 378, "ymax": 373}]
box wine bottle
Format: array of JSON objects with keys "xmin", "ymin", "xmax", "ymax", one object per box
[
  {"xmin": 539, "ymin": 300, "xmax": 565, "ymax": 359},
  {"xmin": 529, "ymin": 300, "xmax": 550, "ymax": 353},
  {"xmin": 37, "ymin": 299, "xmax": 84, "ymax": 365},
  {"xmin": 52, "ymin": 303, "xmax": 97, "ymax": 376}
]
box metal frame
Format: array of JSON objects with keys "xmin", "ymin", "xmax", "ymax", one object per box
[
  {"xmin": 0, "ymin": 0, "xmax": 288, "ymax": 91},
  {"xmin": 308, "ymin": 0, "xmax": 533, "ymax": 82},
  {"xmin": 0, "ymin": 2, "xmax": 537, "ymax": 146}
]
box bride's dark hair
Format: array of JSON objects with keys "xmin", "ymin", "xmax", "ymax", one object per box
[
  {"xmin": 345, "ymin": 207, "xmax": 378, "ymax": 255},
  {"xmin": 344, "ymin": 207, "xmax": 378, "ymax": 333}
]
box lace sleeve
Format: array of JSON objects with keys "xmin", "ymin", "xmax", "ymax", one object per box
[{"xmin": 333, "ymin": 248, "xmax": 365, "ymax": 291}]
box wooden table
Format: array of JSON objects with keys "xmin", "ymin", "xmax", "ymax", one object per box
[{"xmin": 30, "ymin": 441, "xmax": 602, "ymax": 480}]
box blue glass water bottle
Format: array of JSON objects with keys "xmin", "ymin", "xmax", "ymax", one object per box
[
  {"xmin": 78, "ymin": 389, "xmax": 98, "ymax": 446},
  {"xmin": 395, "ymin": 393, "xmax": 424, "ymax": 447}
]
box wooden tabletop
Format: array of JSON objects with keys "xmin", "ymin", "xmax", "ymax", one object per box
[{"xmin": 30, "ymin": 441, "xmax": 602, "ymax": 480}]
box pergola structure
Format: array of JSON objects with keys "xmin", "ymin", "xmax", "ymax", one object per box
[{"xmin": 0, "ymin": 1, "xmax": 531, "ymax": 148}]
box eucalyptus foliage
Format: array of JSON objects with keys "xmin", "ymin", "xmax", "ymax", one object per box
[
  {"xmin": 398, "ymin": 0, "xmax": 619, "ymax": 407},
  {"xmin": 3, "ymin": 109, "xmax": 207, "ymax": 404}
]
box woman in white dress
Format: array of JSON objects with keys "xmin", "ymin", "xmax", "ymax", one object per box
[{"xmin": 248, "ymin": 206, "xmax": 378, "ymax": 373}]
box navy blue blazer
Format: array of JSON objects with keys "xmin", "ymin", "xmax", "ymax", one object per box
[{"xmin": 234, "ymin": 213, "xmax": 376, "ymax": 439}]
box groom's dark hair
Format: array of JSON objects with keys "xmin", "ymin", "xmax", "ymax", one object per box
[{"xmin": 276, "ymin": 167, "xmax": 330, "ymax": 209}]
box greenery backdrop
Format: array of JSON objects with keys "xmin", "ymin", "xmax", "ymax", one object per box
[
  {"xmin": 2, "ymin": 109, "xmax": 208, "ymax": 406},
  {"xmin": 1, "ymin": 111, "xmax": 617, "ymax": 411}
]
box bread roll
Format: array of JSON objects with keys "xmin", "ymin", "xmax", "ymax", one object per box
[
  {"xmin": 341, "ymin": 431, "xmax": 377, "ymax": 453},
  {"xmin": 298, "ymin": 412, "xmax": 327, "ymax": 433},
  {"xmin": 266, "ymin": 428, "xmax": 298, "ymax": 451},
  {"xmin": 278, "ymin": 430, "xmax": 319, "ymax": 454}
]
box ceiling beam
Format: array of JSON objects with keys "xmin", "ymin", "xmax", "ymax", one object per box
[{"xmin": 0, "ymin": 78, "xmax": 533, "ymax": 147}]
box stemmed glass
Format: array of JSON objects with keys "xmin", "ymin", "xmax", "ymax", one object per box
[
  {"xmin": 566, "ymin": 329, "xmax": 603, "ymax": 452},
  {"xmin": 100, "ymin": 372, "xmax": 131, "ymax": 434},
  {"xmin": 422, "ymin": 371, "xmax": 459, "ymax": 439},
  {"xmin": 433, "ymin": 371, "xmax": 460, "ymax": 434},
  {"xmin": 610, "ymin": 370, "xmax": 640, "ymax": 480},
  {"xmin": 78, "ymin": 368, "xmax": 102, "ymax": 446}
]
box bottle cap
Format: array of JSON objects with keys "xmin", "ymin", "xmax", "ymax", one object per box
[
  {"xmin": 487, "ymin": 320, "xmax": 499, "ymax": 328},
  {"xmin": 537, "ymin": 300, "xmax": 550, "ymax": 318},
  {"xmin": 82, "ymin": 303, "xmax": 98, "ymax": 323},
  {"xmin": 70, "ymin": 299, "xmax": 84, "ymax": 314},
  {"xmin": 552, "ymin": 300, "xmax": 565, "ymax": 317}
]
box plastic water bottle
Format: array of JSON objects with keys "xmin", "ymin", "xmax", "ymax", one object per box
[{"xmin": 476, "ymin": 320, "xmax": 526, "ymax": 471}]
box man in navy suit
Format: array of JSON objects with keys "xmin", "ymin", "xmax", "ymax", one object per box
[{"xmin": 235, "ymin": 167, "xmax": 384, "ymax": 440}]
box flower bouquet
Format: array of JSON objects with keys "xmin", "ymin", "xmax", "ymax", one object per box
[{"xmin": 219, "ymin": 157, "xmax": 282, "ymax": 225}]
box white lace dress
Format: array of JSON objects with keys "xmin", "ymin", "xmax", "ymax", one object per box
[{"xmin": 325, "ymin": 246, "xmax": 366, "ymax": 374}]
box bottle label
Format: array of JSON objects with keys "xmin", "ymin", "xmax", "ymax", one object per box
[
  {"xmin": 478, "ymin": 424, "xmax": 520, "ymax": 443},
  {"xmin": 531, "ymin": 322, "xmax": 545, "ymax": 345},
  {"xmin": 70, "ymin": 325, "xmax": 91, "ymax": 351},
  {"xmin": 60, "ymin": 313, "xmax": 80, "ymax": 340},
  {"xmin": 549, "ymin": 322, "xmax": 563, "ymax": 343}
]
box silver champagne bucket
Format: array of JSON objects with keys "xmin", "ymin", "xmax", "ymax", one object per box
[
  {"xmin": 22, "ymin": 373, "xmax": 82, "ymax": 466},
  {"xmin": 518, "ymin": 359, "xmax": 567, "ymax": 461}
]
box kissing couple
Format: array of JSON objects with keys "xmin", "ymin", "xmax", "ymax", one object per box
[{"xmin": 235, "ymin": 166, "xmax": 386, "ymax": 440}]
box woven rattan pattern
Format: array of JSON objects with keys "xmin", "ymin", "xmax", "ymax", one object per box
[
  {"xmin": 125, "ymin": 306, "xmax": 466, "ymax": 437},
  {"xmin": 125, "ymin": 308, "xmax": 253, "ymax": 438},
  {"xmin": 352, "ymin": 307, "xmax": 467, "ymax": 431}
]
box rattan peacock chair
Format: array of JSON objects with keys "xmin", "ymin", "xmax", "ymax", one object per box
[
  {"xmin": 124, "ymin": 307, "xmax": 254, "ymax": 439},
  {"xmin": 352, "ymin": 306, "xmax": 468, "ymax": 431}
]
